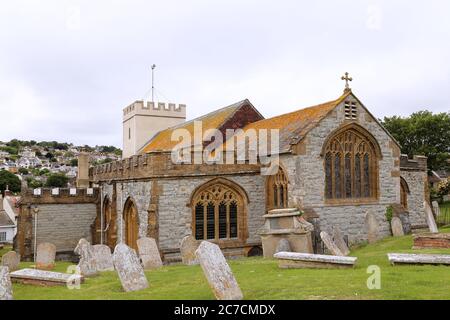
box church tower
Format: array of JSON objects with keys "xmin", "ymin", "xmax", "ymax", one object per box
[{"xmin": 122, "ymin": 101, "xmax": 186, "ymax": 158}]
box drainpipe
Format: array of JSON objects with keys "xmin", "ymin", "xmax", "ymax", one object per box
[
  {"xmin": 31, "ymin": 205, "xmax": 39, "ymax": 263},
  {"xmin": 100, "ymin": 188, "xmax": 103, "ymax": 245}
]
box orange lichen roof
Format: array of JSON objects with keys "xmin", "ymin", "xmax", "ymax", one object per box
[
  {"xmin": 228, "ymin": 91, "xmax": 351, "ymax": 153},
  {"xmin": 140, "ymin": 100, "xmax": 248, "ymax": 153}
]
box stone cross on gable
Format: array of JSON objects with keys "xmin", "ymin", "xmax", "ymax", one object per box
[{"xmin": 341, "ymin": 72, "xmax": 353, "ymax": 92}]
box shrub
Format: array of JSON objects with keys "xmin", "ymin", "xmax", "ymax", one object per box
[{"xmin": 385, "ymin": 205, "xmax": 393, "ymax": 223}]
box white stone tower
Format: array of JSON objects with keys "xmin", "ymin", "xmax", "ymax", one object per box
[{"xmin": 122, "ymin": 101, "xmax": 186, "ymax": 158}]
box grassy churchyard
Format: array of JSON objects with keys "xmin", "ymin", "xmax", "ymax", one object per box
[{"xmin": 2, "ymin": 227, "xmax": 450, "ymax": 300}]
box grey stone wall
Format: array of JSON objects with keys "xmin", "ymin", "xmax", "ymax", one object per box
[
  {"xmin": 100, "ymin": 174, "xmax": 266, "ymax": 251},
  {"xmin": 401, "ymin": 170, "xmax": 427, "ymax": 227},
  {"xmin": 33, "ymin": 203, "xmax": 97, "ymax": 252},
  {"xmin": 281, "ymin": 94, "xmax": 400, "ymax": 244}
]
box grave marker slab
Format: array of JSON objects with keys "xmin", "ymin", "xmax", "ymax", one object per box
[
  {"xmin": 93, "ymin": 244, "xmax": 114, "ymax": 272},
  {"xmin": 320, "ymin": 231, "xmax": 344, "ymax": 256},
  {"xmin": 365, "ymin": 210, "xmax": 379, "ymax": 244},
  {"xmin": 36, "ymin": 242, "xmax": 56, "ymax": 270},
  {"xmin": 332, "ymin": 227, "xmax": 350, "ymax": 256},
  {"xmin": 274, "ymin": 252, "xmax": 357, "ymax": 269},
  {"xmin": 137, "ymin": 237, "xmax": 163, "ymax": 270},
  {"xmin": 180, "ymin": 235, "xmax": 199, "ymax": 266},
  {"xmin": 1, "ymin": 251, "xmax": 20, "ymax": 272},
  {"xmin": 9, "ymin": 268, "xmax": 84, "ymax": 287},
  {"xmin": 74, "ymin": 239, "xmax": 98, "ymax": 277},
  {"xmin": 195, "ymin": 241, "xmax": 243, "ymax": 300},
  {"xmin": 113, "ymin": 243, "xmax": 149, "ymax": 292},
  {"xmin": 0, "ymin": 266, "xmax": 13, "ymax": 300},
  {"xmin": 388, "ymin": 253, "xmax": 450, "ymax": 266}
]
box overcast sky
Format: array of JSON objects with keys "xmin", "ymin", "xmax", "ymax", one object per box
[{"xmin": 1, "ymin": 0, "xmax": 449, "ymax": 147}]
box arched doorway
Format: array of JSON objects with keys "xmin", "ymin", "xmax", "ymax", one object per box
[
  {"xmin": 93, "ymin": 196, "xmax": 118, "ymax": 249},
  {"xmin": 400, "ymin": 177, "xmax": 410, "ymax": 210},
  {"xmin": 123, "ymin": 198, "xmax": 139, "ymax": 250}
]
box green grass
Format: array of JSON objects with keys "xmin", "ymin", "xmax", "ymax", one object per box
[{"xmin": 3, "ymin": 229, "xmax": 450, "ymax": 300}]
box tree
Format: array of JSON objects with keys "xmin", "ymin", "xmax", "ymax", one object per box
[
  {"xmin": 18, "ymin": 168, "xmax": 29, "ymax": 175},
  {"xmin": 26, "ymin": 177, "xmax": 43, "ymax": 189},
  {"xmin": 69, "ymin": 159, "xmax": 78, "ymax": 167},
  {"xmin": 45, "ymin": 173, "xmax": 69, "ymax": 188},
  {"xmin": 0, "ymin": 170, "xmax": 21, "ymax": 195},
  {"xmin": 382, "ymin": 111, "xmax": 450, "ymax": 172}
]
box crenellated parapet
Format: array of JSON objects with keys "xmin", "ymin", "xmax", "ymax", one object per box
[
  {"xmin": 123, "ymin": 101, "xmax": 186, "ymax": 121},
  {"xmin": 400, "ymin": 154, "xmax": 427, "ymax": 172}
]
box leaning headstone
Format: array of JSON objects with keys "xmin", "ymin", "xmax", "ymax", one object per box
[
  {"xmin": 365, "ymin": 210, "xmax": 379, "ymax": 244},
  {"xmin": 424, "ymin": 201, "xmax": 439, "ymax": 233},
  {"xmin": 113, "ymin": 243, "xmax": 149, "ymax": 292},
  {"xmin": 332, "ymin": 227, "xmax": 350, "ymax": 256},
  {"xmin": 92, "ymin": 244, "xmax": 114, "ymax": 272},
  {"xmin": 391, "ymin": 217, "xmax": 404, "ymax": 237},
  {"xmin": 180, "ymin": 235, "xmax": 199, "ymax": 265},
  {"xmin": 275, "ymin": 239, "xmax": 291, "ymax": 254},
  {"xmin": 36, "ymin": 242, "xmax": 56, "ymax": 270},
  {"xmin": 1, "ymin": 251, "xmax": 20, "ymax": 272},
  {"xmin": 137, "ymin": 237, "xmax": 163, "ymax": 270},
  {"xmin": 74, "ymin": 239, "xmax": 98, "ymax": 277},
  {"xmin": 0, "ymin": 266, "xmax": 13, "ymax": 300},
  {"xmin": 320, "ymin": 231, "xmax": 344, "ymax": 256},
  {"xmin": 432, "ymin": 201, "xmax": 441, "ymax": 217},
  {"xmin": 195, "ymin": 241, "xmax": 243, "ymax": 300}
]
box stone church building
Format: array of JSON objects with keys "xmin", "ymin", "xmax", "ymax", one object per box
[
  {"xmin": 14, "ymin": 78, "xmax": 428, "ymax": 261},
  {"xmin": 86, "ymin": 82, "xmax": 428, "ymax": 261}
]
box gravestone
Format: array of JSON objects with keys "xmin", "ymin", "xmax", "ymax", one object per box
[
  {"xmin": 113, "ymin": 243, "xmax": 149, "ymax": 292},
  {"xmin": 93, "ymin": 244, "xmax": 114, "ymax": 272},
  {"xmin": 180, "ymin": 235, "xmax": 199, "ymax": 266},
  {"xmin": 0, "ymin": 266, "xmax": 13, "ymax": 300},
  {"xmin": 137, "ymin": 237, "xmax": 163, "ymax": 270},
  {"xmin": 74, "ymin": 239, "xmax": 98, "ymax": 277},
  {"xmin": 1, "ymin": 251, "xmax": 20, "ymax": 272},
  {"xmin": 432, "ymin": 201, "xmax": 441, "ymax": 217},
  {"xmin": 365, "ymin": 210, "xmax": 379, "ymax": 244},
  {"xmin": 424, "ymin": 201, "xmax": 439, "ymax": 233},
  {"xmin": 195, "ymin": 241, "xmax": 243, "ymax": 300},
  {"xmin": 332, "ymin": 227, "xmax": 350, "ymax": 256},
  {"xmin": 388, "ymin": 253, "xmax": 450, "ymax": 266},
  {"xmin": 275, "ymin": 252, "xmax": 357, "ymax": 269},
  {"xmin": 391, "ymin": 217, "xmax": 404, "ymax": 237},
  {"xmin": 9, "ymin": 268, "xmax": 84, "ymax": 286},
  {"xmin": 275, "ymin": 239, "xmax": 291, "ymax": 254},
  {"xmin": 36, "ymin": 242, "xmax": 56, "ymax": 270},
  {"xmin": 320, "ymin": 231, "xmax": 344, "ymax": 256}
]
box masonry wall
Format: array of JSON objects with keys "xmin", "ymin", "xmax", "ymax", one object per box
[
  {"xmin": 401, "ymin": 170, "xmax": 428, "ymax": 227},
  {"xmin": 100, "ymin": 173, "xmax": 266, "ymax": 253},
  {"xmin": 33, "ymin": 203, "xmax": 96, "ymax": 252},
  {"xmin": 281, "ymin": 94, "xmax": 401, "ymax": 244}
]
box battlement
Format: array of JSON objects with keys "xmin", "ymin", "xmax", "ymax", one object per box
[
  {"xmin": 123, "ymin": 101, "xmax": 186, "ymax": 120},
  {"xmin": 400, "ymin": 154, "xmax": 428, "ymax": 172},
  {"xmin": 19, "ymin": 187, "xmax": 100, "ymax": 204}
]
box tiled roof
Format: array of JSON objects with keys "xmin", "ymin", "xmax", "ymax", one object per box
[
  {"xmin": 0, "ymin": 210, "xmax": 14, "ymax": 227},
  {"xmin": 231, "ymin": 91, "xmax": 351, "ymax": 153},
  {"xmin": 140, "ymin": 100, "xmax": 251, "ymax": 153}
]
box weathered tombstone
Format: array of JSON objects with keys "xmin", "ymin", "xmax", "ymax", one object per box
[
  {"xmin": 391, "ymin": 217, "xmax": 404, "ymax": 237},
  {"xmin": 137, "ymin": 237, "xmax": 163, "ymax": 270},
  {"xmin": 388, "ymin": 253, "xmax": 450, "ymax": 266},
  {"xmin": 432, "ymin": 201, "xmax": 441, "ymax": 217},
  {"xmin": 365, "ymin": 210, "xmax": 379, "ymax": 244},
  {"xmin": 0, "ymin": 266, "xmax": 13, "ymax": 300},
  {"xmin": 74, "ymin": 239, "xmax": 98, "ymax": 277},
  {"xmin": 275, "ymin": 239, "xmax": 292, "ymax": 253},
  {"xmin": 1, "ymin": 251, "xmax": 20, "ymax": 272},
  {"xmin": 180, "ymin": 235, "xmax": 199, "ymax": 265},
  {"xmin": 425, "ymin": 201, "xmax": 439, "ymax": 233},
  {"xmin": 36, "ymin": 242, "xmax": 56, "ymax": 270},
  {"xmin": 113, "ymin": 243, "xmax": 149, "ymax": 292},
  {"xmin": 320, "ymin": 231, "xmax": 344, "ymax": 256},
  {"xmin": 195, "ymin": 241, "xmax": 243, "ymax": 300},
  {"xmin": 332, "ymin": 227, "xmax": 350, "ymax": 256},
  {"xmin": 9, "ymin": 268, "xmax": 84, "ymax": 287},
  {"xmin": 92, "ymin": 244, "xmax": 114, "ymax": 272},
  {"xmin": 275, "ymin": 252, "xmax": 357, "ymax": 269}
]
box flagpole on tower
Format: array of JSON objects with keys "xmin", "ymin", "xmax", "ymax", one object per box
[{"xmin": 151, "ymin": 64, "xmax": 156, "ymax": 103}]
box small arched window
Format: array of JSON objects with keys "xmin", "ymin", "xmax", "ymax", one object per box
[
  {"xmin": 400, "ymin": 177, "xmax": 410, "ymax": 209},
  {"xmin": 323, "ymin": 125, "xmax": 380, "ymax": 202},
  {"xmin": 267, "ymin": 166, "xmax": 289, "ymax": 210}
]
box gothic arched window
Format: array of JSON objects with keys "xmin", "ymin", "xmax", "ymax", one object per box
[
  {"xmin": 192, "ymin": 180, "xmax": 246, "ymax": 241},
  {"xmin": 323, "ymin": 125, "xmax": 380, "ymax": 202},
  {"xmin": 267, "ymin": 166, "xmax": 289, "ymax": 210}
]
